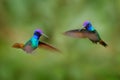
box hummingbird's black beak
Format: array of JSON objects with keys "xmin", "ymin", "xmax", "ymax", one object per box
[{"xmin": 42, "ymin": 33, "xmax": 49, "ymax": 38}]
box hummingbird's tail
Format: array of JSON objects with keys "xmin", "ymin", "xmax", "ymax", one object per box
[
  {"xmin": 12, "ymin": 43, "xmax": 24, "ymax": 49},
  {"xmin": 99, "ymin": 40, "xmax": 108, "ymax": 47}
]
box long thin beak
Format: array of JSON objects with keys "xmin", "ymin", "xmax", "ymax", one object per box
[{"xmin": 42, "ymin": 33, "xmax": 49, "ymax": 38}]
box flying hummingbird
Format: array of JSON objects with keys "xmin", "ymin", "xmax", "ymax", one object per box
[
  {"xmin": 64, "ymin": 21, "xmax": 108, "ymax": 47},
  {"xmin": 12, "ymin": 29, "xmax": 60, "ymax": 53}
]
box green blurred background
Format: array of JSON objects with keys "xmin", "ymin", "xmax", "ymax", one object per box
[{"xmin": 0, "ymin": 0, "xmax": 120, "ymax": 80}]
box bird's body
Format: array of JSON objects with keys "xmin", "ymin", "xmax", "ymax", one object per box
[
  {"xmin": 12, "ymin": 29, "xmax": 60, "ymax": 53},
  {"xmin": 64, "ymin": 21, "xmax": 108, "ymax": 47},
  {"xmin": 22, "ymin": 34, "xmax": 40, "ymax": 53}
]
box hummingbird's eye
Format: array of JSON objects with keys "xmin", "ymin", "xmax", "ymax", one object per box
[
  {"xmin": 34, "ymin": 32, "xmax": 41, "ymax": 36},
  {"xmin": 86, "ymin": 23, "xmax": 90, "ymax": 27}
]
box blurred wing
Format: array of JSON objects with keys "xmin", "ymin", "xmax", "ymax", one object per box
[
  {"xmin": 84, "ymin": 31, "xmax": 100, "ymax": 41},
  {"xmin": 38, "ymin": 41, "xmax": 61, "ymax": 53},
  {"xmin": 64, "ymin": 29, "xmax": 87, "ymax": 38},
  {"xmin": 12, "ymin": 43, "xmax": 24, "ymax": 49},
  {"xmin": 64, "ymin": 29, "xmax": 99, "ymax": 41}
]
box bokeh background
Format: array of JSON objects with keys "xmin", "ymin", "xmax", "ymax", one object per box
[{"xmin": 0, "ymin": 0, "xmax": 120, "ymax": 80}]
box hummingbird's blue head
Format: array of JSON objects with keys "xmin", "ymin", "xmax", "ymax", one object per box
[
  {"xmin": 83, "ymin": 21, "xmax": 95, "ymax": 31},
  {"xmin": 33, "ymin": 29, "xmax": 43, "ymax": 39}
]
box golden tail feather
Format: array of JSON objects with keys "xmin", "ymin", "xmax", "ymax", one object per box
[{"xmin": 12, "ymin": 43, "xmax": 24, "ymax": 49}]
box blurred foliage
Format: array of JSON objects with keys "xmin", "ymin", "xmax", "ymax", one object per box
[{"xmin": 0, "ymin": 0, "xmax": 120, "ymax": 80}]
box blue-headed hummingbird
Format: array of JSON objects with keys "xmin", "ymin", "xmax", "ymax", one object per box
[
  {"xmin": 64, "ymin": 21, "xmax": 108, "ymax": 47},
  {"xmin": 12, "ymin": 29, "xmax": 60, "ymax": 53}
]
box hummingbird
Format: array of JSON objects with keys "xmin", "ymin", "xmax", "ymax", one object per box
[
  {"xmin": 12, "ymin": 29, "xmax": 60, "ymax": 53},
  {"xmin": 64, "ymin": 21, "xmax": 108, "ymax": 47}
]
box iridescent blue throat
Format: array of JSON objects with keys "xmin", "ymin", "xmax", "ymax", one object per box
[
  {"xmin": 33, "ymin": 35, "xmax": 40, "ymax": 39},
  {"xmin": 86, "ymin": 25, "xmax": 95, "ymax": 31},
  {"xmin": 31, "ymin": 35, "xmax": 40, "ymax": 48}
]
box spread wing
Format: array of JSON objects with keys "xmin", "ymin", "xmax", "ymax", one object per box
[
  {"xmin": 12, "ymin": 43, "xmax": 24, "ymax": 49},
  {"xmin": 38, "ymin": 41, "xmax": 61, "ymax": 53},
  {"xmin": 64, "ymin": 29, "xmax": 99, "ymax": 41},
  {"xmin": 85, "ymin": 31, "xmax": 100, "ymax": 41},
  {"xmin": 64, "ymin": 29, "xmax": 87, "ymax": 38}
]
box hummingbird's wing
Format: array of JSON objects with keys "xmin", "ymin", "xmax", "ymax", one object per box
[
  {"xmin": 84, "ymin": 30, "xmax": 101, "ymax": 42},
  {"xmin": 64, "ymin": 29, "xmax": 89, "ymax": 38},
  {"xmin": 64, "ymin": 29, "xmax": 100, "ymax": 40},
  {"xmin": 38, "ymin": 41, "xmax": 61, "ymax": 53},
  {"xmin": 12, "ymin": 43, "xmax": 24, "ymax": 49}
]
